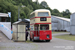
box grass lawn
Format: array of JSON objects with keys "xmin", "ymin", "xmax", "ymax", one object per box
[
  {"xmin": 52, "ymin": 32, "xmax": 69, "ymax": 34},
  {"xmin": 55, "ymin": 34, "xmax": 75, "ymax": 41}
]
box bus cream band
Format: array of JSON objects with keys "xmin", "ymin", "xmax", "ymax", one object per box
[{"xmin": 30, "ymin": 17, "xmax": 51, "ymax": 24}]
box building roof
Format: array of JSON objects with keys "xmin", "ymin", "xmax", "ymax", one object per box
[
  {"xmin": 13, "ymin": 20, "xmax": 22, "ymax": 24},
  {"xmin": 13, "ymin": 19, "xmax": 30, "ymax": 24},
  {"xmin": 52, "ymin": 15, "xmax": 70, "ymax": 22},
  {"xmin": 0, "ymin": 13, "xmax": 8, "ymax": 17},
  {"xmin": 25, "ymin": 19, "xmax": 30, "ymax": 22}
]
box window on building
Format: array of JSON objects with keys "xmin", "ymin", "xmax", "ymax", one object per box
[{"xmin": 0, "ymin": 17, "xmax": 10, "ymax": 22}]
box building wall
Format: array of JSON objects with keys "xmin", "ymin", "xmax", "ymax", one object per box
[
  {"xmin": 0, "ymin": 22, "xmax": 11, "ymax": 30},
  {"xmin": 0, "ymin": 13, "xmax": 12, "ymax": 39},
  {"xmin": 51, "ymin": 16, "xmax": 70, "ymax": 32},
  {"xmin": 70, "ymin": 13, "xmax": 75, "ymax": 35}
]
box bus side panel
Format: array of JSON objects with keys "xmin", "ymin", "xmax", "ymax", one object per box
[
  {"xmin": 30, "ymin": 31, "xmax": 34, "ymax": 39},
  {"xmin": 30, "ymin": 31, "xmax": 39, "ymax": 39},
  {"xmin": 34, "ymin": 31, "xmax": 39, "ymax": 37},
  {"xmin": 39, "ymin": 30, "xmax": 52, "ymax": 40}
]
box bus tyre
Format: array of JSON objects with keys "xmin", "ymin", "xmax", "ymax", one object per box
[
  {"xmin": 32, "ymin": 34, "xmax": 35, "ymax": 42},
  {"xmin": 32, "ymin": 38, "xmax": 34, "ymax": 42},
  {"xmin": 46, "ymin": 40, "xmax": 50, "ymax": 42},
  {"xmin": 32, "ymin": 37, "xmax": 35, "ymax": 42},
  {"xmin": 30, "ymin": 37, "xmax": 32, "ymax": 41}
]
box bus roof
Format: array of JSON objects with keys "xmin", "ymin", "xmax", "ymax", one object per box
[{"xmin": 30, "ymin": 9, "xmax": 50, "ymax": 15}]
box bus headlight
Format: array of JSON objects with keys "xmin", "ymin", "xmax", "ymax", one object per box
[{"xmin": 47, "ymin": 35, "xmax": 49, "ymax": 38}]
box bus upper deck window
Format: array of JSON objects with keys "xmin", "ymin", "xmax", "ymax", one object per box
[
  {"xmin": 38, "ymin": 12, "xmax": 49, "ymax": 17},
  {"xmin": 30, "ymin": 13, "xmax": 35, "ymax": 18}
]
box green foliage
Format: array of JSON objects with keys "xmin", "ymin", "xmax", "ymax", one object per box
[
  {"xmin": 41, "ymin": 1, "xmax": 48, "ymax": 8},
  {"xmin": 20, "ymin": 10, "xmax": 26, "ymax": 19},
  {"xmin": 27, "ymin": 5, "xmax": 33, "ymax": 10},
  {"xmin": 61, "ymin": 9, "xmax": 71, "ymax": 18},
  {"xmin": 0, "ymin": 0, "xmax": 71, "ymax": 24},
  {"xmin": 0, "ymin": 0, "xmax": 18, "ymax": 23},
  {"xmin": 23, "ymin": 7, "xmax": 32, "ymax": 18},
  {"xmin": 52, "ymin": 9, "xmax": 60, "ymax": 13},
  {"xmin": 35, "ymin": 0, "xmax": 39, "ymax": 4}
]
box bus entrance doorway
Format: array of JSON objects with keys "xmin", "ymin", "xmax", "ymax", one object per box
[{"xmin": 34, "ymin": 25, "xmax": 39, "ymax": 40}]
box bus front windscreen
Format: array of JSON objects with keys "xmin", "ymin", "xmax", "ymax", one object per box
[{"xmin": 38, "ymin": 12, "xmax": 49, "ymax": 17}]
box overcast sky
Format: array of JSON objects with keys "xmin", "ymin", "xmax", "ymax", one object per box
[{"xmin": 32, "ymin": 0, "xmax": 75, "ymax": 13}]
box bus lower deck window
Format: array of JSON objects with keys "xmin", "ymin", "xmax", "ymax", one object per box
[{"xmin": 40, "ymin": 24, "xmax": 49, "ymax": 30}]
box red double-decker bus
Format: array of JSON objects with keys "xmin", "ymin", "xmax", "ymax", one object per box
[{"xmin": 30, "ymin": 9, "xmax": 52, "ymax": 42}]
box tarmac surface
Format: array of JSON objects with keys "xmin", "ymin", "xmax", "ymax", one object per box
[{"xmin": 0, "ymin": 32, "xmax": 75, "ymax": 50}]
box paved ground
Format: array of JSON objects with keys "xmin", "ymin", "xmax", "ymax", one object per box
[
  {"xmin": 34, "ymin": 37, "xmax": 75, "ymax": 50},
  {"xmin": 0, "ymin": 32, "xmax": 37, "ymax": 50},
  {"xmin": 52, "ymin": 32, "xmax": 70, "ymax": 36},
  {"xmin": 0, "ymin": 32, "xmax": 75, "ymax": 50},
  {"xmin": 0, "ymin": 32, "xmax": 12, "ymax": 42}
]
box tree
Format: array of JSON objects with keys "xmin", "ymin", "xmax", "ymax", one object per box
[
  {"xmin": 61, "ymin": 9, "xmax": 71, "ymax": 18},
  {"xmin": 27, "ymin": 5, "xmax": 33, "ymax": 10},
  {"xmin": 36, "ymin": 0, "xmax": 39, "ymax": 4},
  {"xmin": 0, "ymin": 0, "xmax": 71, "ymax": 24},
  {"xmin": 52, "ymin": 9, "xmax": 60, "ymax": 13},
  {"xmin": 0, "ymin": 0, "xmax": 18, "ymax": 23},
  {"xmin": 51, "ymin": 9, "xmax": 63, "ymax": 16},
  {"xmin": 20, "ymin": 12, "xmax": 26, "ymax": 19},
  {"xmin": 40, "ymin": 1, "xmax": 48, "ymax": 8},
  {"xmin": 22, "ymin": 7, "xmax": 32, "ymax": 18}
]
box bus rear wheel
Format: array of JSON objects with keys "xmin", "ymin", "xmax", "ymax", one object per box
[
  {"xmin": 32, "ymin": 34, "xmax": 35, "ymax": 42},
  {"xmin": 46, "ymin": 40, "xmax": 50, "ymax": 42},
  {"xmin": 30, "ymin": 37, "xmax": 32, "ymax": 41},
  {"xmin": 32, "ymin": 38, "xmax": 35, "ymax": 42}
]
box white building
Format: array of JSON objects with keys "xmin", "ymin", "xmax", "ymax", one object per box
[
  {"xmin": 0, "ymin": 13, "xmax": 12, "ymax": 40},
  {"xmin": 70, "ymin": 13, "xmax": 75, "ymax": 35},
  {"xmin": 51, "ymin": 15, "xmax": 70, "ymax": 32}
]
